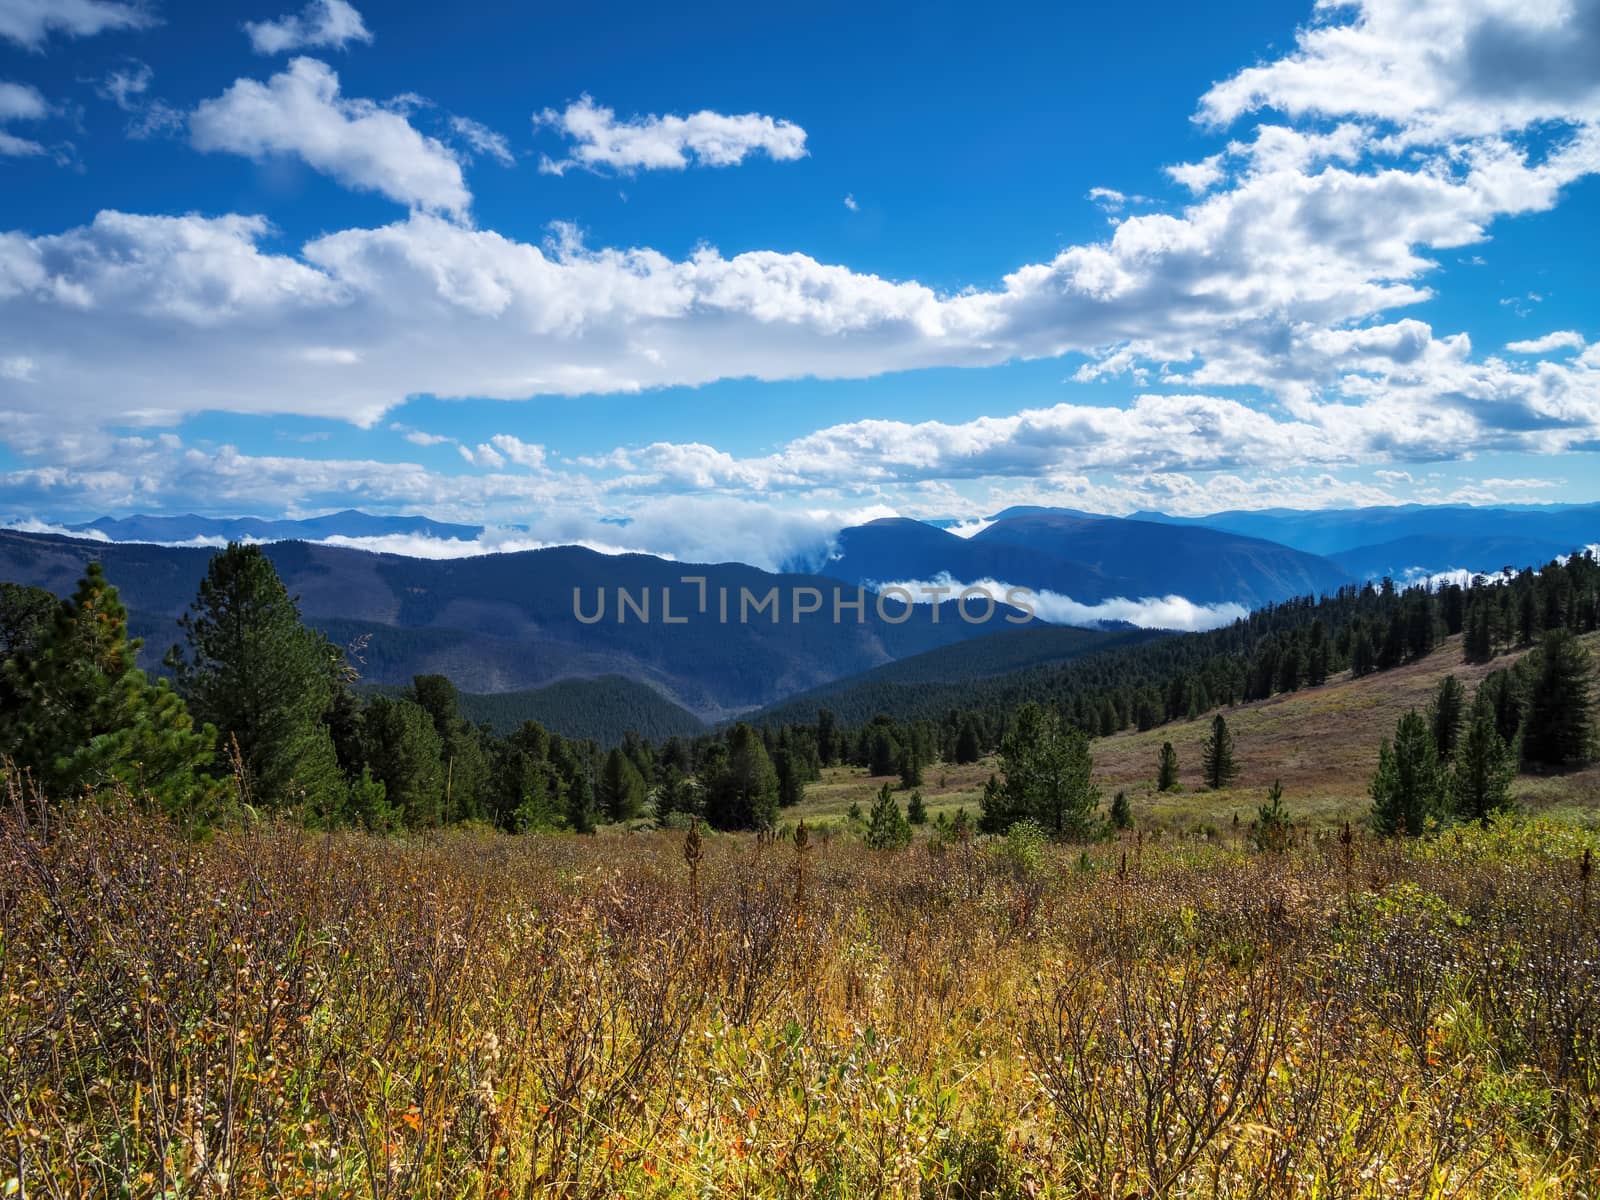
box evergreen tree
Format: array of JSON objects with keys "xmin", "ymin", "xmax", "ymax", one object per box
[
  {"xmin": 1252, "ymin": 779, "xmax": 1291, "ymax": 853},
  {"xmin": 344, "ymin": 766, "xmax": 392, "ymax": 831},
  {"xmin": 865, "ymin": 782, "xmax": 912, "ymax": 849},
  {"xmin": 1450, "ymin": 695, "xmax": 1516, "ymax": 824},
  {"xmin": 652, "ymin": 765, "xmax": 700, "ymax": 825},
  {"xmin": 1463, "ymin": 602, "xmax": 1494, "ymax": 663},
  {"xmin": 954, "ymin": 717, "xmax": 982, "ymax": 764},
  {"xmin": 1201, "ymin": 713, "xmax": 1238, "ymax": 790},
  {"xmin": 1521, "ymin": 628, "xmax": 1594, "ymax": 768},
  {"xmin": 906, "ymin": 788, "xmax": 927, "ymax": 825},
  {"xmin": 598, "ymin": 745, "xmax": 647, "ymax": 822},
  {"xmin": 815, "ymin": 708, "xmax": 839, "ymax": 767},
  {"xmin": 868, "ymin": 724, "xmax": 900, "ymax": 776},
  {"xmin": 566, "ymin": 768, "xmax": 598, "ymax": 834},
  {"xmin": 898, "ymin": 744, "xmax": 923, "ymax": 789},
  {"xmin": 411, "ymin": 674, "xmax": 489, "ymax": 823},
  {"xmin": 704, "ymin": 722, "xmax": 779, "ymax": 830},
  {"xmin": 980, "ymin": 702, "xmax": 1098, "ymax": 838},
  {"xmin": 0, "ymin": 582, "xmax": 58, "ymax": 717},
  {"xmin": 1306, "ymin": 619, "xmax": 1330, "ymax": 686},
  {"xmin": 1157, "ymin": 740, "xmax": 1180, "ymax": 791},
  {"xmin": 774, "ymin": 746, "xmax": 806, "ymax": 808},
  {"xmin": 1378, "ymin": 611, "xmax": 1407, "ymax": 670},
  {"xmin": 166, "ymin": 544, "xmax": 344, "ymax": 812},
  {"xmin": 1350, "ymin": 626, "xmax": 1377, "ymax": 677},
  {"xmin": 1109, "ymin": 789, "xmax": 1132, "ymax": 830},
  {"xmin": 360, "ymin": 697, "xmax": 445, "ymax": 827},
  {"xmin": 1, "ymin": 564, "xmax": 219, "ymax": 817},
  {"xmin": 1428, "ymin": 674, "xmax": 1466, "ymax": 761},
  {"xmin": 1370, "ymin": 709, "xmax": 1443, "ymax": 836}
]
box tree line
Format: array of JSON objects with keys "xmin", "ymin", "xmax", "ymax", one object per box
[{"xmin": 1, "ymin": 545, "xmax": 1594, "ymax": 838}]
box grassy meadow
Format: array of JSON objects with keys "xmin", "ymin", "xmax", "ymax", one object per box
[
  {"xmin": 4, "ymin": 785, "xmax": 1600, "ymax": 1198},
  {"xmin": 795, "ymin": 632, "xmax": 1600, "ymax": 834}
]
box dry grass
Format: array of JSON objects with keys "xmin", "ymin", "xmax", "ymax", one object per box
[
  {"xmin": 4, "ymin": 780, "xmax": 1600, "ymax": 1198},
  {"xmin": 793, "ymin": 632, "xmax": 1600, "ymax": 834}
]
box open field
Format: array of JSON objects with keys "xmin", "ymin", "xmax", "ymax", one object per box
[
  {"xmin": 790, "ymin": 632, "xmax": 1600, "ymax": 833},
  {"xmin": 5, "ymin": 798, "xmax": 1599, "ymax": 1198}
]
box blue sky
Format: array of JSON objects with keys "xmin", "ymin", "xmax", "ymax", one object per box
[{"xmin": 0, "ymin": 0, "xmax": 1597, "ymax": 566}]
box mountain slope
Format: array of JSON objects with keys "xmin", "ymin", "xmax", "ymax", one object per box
[
  {"xmin": 754, "ymin": 622, "xmax": 1159, "ymax": 727},
  {"xmin": 972, "ymin": 510, "xmax": 1349, "ymax": 607},
  {"xmin": 826, "ymin": 510, "xmax": 1349, "ymax": 610},
  {"xmin": 367, "ymin": 675, "xmax": 706, "ymax": 746},
  {"xmin": 0, "ymin": 530, "xmax": 1026, "ymax": 720}
]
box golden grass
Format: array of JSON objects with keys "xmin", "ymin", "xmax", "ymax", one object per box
[{"xmin": 5, "ymin": 787, "xmax": 1600, "ymax": 1198}]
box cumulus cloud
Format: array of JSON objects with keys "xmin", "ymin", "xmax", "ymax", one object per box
[
  {"xmin": 0, "ymin": 0, "xmax": 152, "ymax": 50},
  {"xmin": 190, "ymin": 58, "xmax": 469, "ymax": 217},
  {"xmin": 536, "ymin": 94, "xmax": 807, "ymax": 175},
  {"xmin": 1506, "ymin": 330, "xmax": 1586, "ymax": 353},
  {"xmin": 4, "ymin": 0, "xmax": 1600, "ymax": 532},
  {"xmin": 1197, "ymin": 0, "xmax": 1600, "ymax": 146},
  {"xmin": 244, "ymin": 0, "xmax": 371, "ymax": 55},
  {"xmin": 0, "ymin": 79, "xmax": 48, "ymax": 156},
  {"xmin": 1165, "ymin": 153, "xmax": 1226, "ymax": 193},
  {"xmin": 876, "ymin": 575, "xmax": 1250, "ymax": 631}
]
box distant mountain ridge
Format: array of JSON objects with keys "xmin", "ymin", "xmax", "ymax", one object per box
[
  {"xmin": 1130, "ymin": 503, "xmax": 1600, "ymax": 578},
  {"xmin": 70, "ymin": 509, "xmax": 484, "ymax": 543},
  {"xmin": 826, "ymin": 509, "xmax": 1349, "ymax": 608},
  {"xmin": 0, "ymin": 529, "xmax": 1025, "ymax": 721}
]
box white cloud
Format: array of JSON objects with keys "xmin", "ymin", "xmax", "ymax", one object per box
[
  {"xmin": 98, "ymin": 60, "xmax": 185, "ymax": 139},
  {"xmin": 244, "ymin": 0, "xmax": 371, "ymax": 55},
  {"xmin": 0, "ymin": 80, "xmax": 46, "ymax": 120},
  {"xmin": 191, "ymin": 58, "xmax": 469, "ymax": 217},
  {"xmin": 1164, "ymin": 153, "xmax": 1226, "ymax": 194},
  {"xmin": 0, "ymin": 0, "xmax": 151, "ymax": 49},
  {"xmin": 0, "ymin": 80, "xmax": 46, "ymax": 156},
  {"xmin": 536, "ymin": 94, "xmax": 807, "ymax": 175},
  {"xmin": 1506, "ymin": 330, "xmax": 1586, "ymax": 353},
  {"xmin": 1197, "ymin": 0, "xmax": 1600, "ymax": 147},
  {"xmin": 876, "ymin": 574, "xmax": 1249, "ymax": 632},
  {"xmin": 450, "ymin": 115, "xmax": 514, "ymax": 166},
  {"xmin": 843, "ymin": 193, "xmax": 858, "ymax": 211}
]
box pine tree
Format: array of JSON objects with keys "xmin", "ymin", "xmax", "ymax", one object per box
[
  {"xmin": 704, "ymin": 722, "xmax": 780, "ymax": 830},
  {"xmin": 1450, "ymin": 695, "xmax": 1516, "ymax": 824},
  {"xmin": 1428, "ymin": 674, "xmax": 1466, "ymax": 761},
  {"xmin": 1109, "ymin": 789, "xmax": 1132, "ymax": 830},
  {"xmin": 411, "ymin": 674, "xmax": 489, "ymax": 823},
  {"xmin": 1521, "ymin": 628, "xmax": 1594, "ymax": 768},
  {"xmin": 1, "ymin": 564, "xmax": 219, "ymax": 817},
  {"xmin": 1252, "ymin": 779, "xmax": 1291, "ymax": 853},
  {"xmin": 898, "ymin": 745, "xmax": 923, "ymax": 789},
  {"xmin": 166, "ymin": 544, "xmax": 344, "ymax": 812},
  {"xmin": 868, "ymin": 725, "xmax": 900, "ymax": 776},
  {"xmin": 1201, "ymin": 713, "xmax": 1237, "ymax": 790},
  {"xmin": 566, "ymin": 769, "xmax": 598, "ymax": 834},
  {"xmin": 1157, "ymin": 740, "xmax": 1180, "ymax": 791},
  {"xmin": 1370, "ymin": 709, "xmax": 1443, "ymax": 836},
  {"xmin": 360, "ymin": 697, "xmax": 445, "ymax": 827},
  {"xmin": 981, "ymin": 702, "xmax": 1098, "ymax": 838},
  {"xmin": 954, "ymin": 717, "xmax": 982, "ymax": 764},
  {"xmin": 865, "ymin": 782, "xmax": 912, "ymax": 849},
  {"xmin": 1350, "ymin": 626, "xmax": 1377, "ymax": 677},
  {"xmin": 1463, "ymin": 602, "xmax": 1494, "ymax": 663},
  {"xmin": 598, "ymin": 745, "xmax": 647, "ymax": 822},
  {"xmin": 906, "ymin": 789, "xmax": 927, "ymax": 825}
]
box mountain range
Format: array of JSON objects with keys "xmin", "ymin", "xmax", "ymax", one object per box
[
  {"xmin": 3, "ymin": 502, "xmax": 1592, "ymax": 733},
  {"xmin": 0, "ymin": 530, "xmax": 1023, "ymax": 722}
]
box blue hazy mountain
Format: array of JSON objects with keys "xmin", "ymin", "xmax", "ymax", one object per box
[
  {"xmin": 70, "ymin": 509, "xmax": 485, "ymax": 544},
  {"xmin": 1128, "ymin": 503, "xmax": 1599, "ymax": 579},
  {"xmin": 828, "ymin": 509, "xmax": 1349, "ymax": 608}
]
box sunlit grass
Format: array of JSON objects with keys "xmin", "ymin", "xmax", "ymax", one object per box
[{"xmin": 4, "ymin": 775, "xmax": 1599, "ymax": 1197}]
